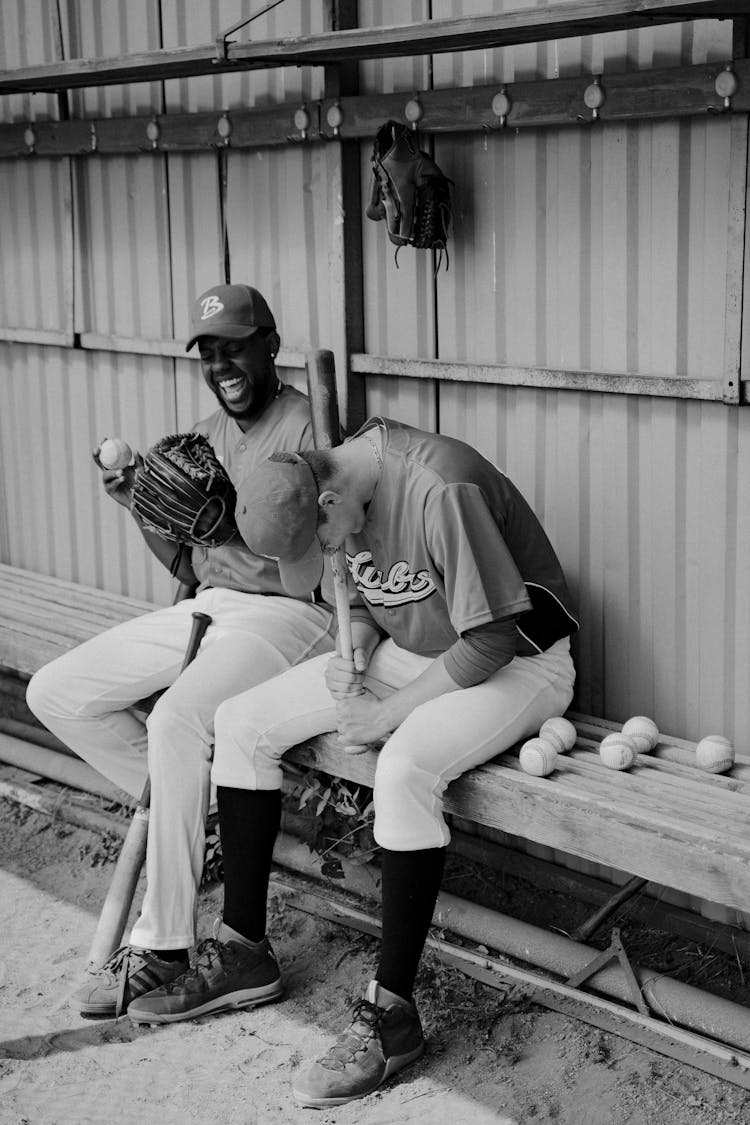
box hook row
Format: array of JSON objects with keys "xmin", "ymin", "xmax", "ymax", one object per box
[{"xmin": 18, "ymin": 64, "xmax": 741, "ymax": 156}]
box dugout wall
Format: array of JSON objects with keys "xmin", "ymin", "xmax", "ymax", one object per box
[{"xmin": 0, "ymin": 2, "xmax": 748, "ymax": 763}]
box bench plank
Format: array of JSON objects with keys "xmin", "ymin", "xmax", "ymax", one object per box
[
  {"xmin": 0, "ymin": 563, "xmax": 156, "ymax": 676},
  {"xmin": 286, "ymin": 733, "xmax": 750, "ymax": 913}
]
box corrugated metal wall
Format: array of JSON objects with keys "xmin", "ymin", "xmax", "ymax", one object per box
[
  {"xmin": 0, "ymin": 0, "xmax": 331, "ymax": 599},
  {"xmin": 1, "ymin": 5, "xmax": 749, "ymax": 804}
]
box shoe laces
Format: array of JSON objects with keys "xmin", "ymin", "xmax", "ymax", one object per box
[
  {"xmin": 94, "ymin": 945, "xmax": 148, "ymax": 1018},
  {"xmin": 318, "ymin": 999, "xmax": 383, "ymax": 1072},
  {"xmin": 157, "ymin": 937, "xmax": 226, "ymax": 994}
]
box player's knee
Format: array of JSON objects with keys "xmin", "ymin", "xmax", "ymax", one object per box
[
  {"xmin": 374, "ymin": 749, "xmax": 431, "ymax": 806},
  {"xmin": 146, "ymin": 688, "xmax": 203, "ymax": 743},
  {"xmin": 26, "ymin": 659, "xmax": 75, "ymax": 723},
  {"xmin": 214, "ymin": 693, "xmax": 254, "ymax": 747}
]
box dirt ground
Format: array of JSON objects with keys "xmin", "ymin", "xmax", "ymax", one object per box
[{"xmin": 2, "ymin": 775, "xmax": 750, "ymax": 1125}]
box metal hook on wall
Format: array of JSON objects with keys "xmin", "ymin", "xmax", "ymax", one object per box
[
  {"xmin": 578, "ymin": 75, "xmax": 605, "ymax": 124},
  {"xmin": 146, "ymin": 117, "xmax": 161, "ymax": 151},
  {"xmin": 217, "ymin": 112, "xmax": 232, "ymax": 147},
  {"xmin": 326, "ymin": 101, "xmax": 344, "ymax": 138},
  {"xmin": 712, "ymin": 63, "xmax": 739, "ymax": 112},
  {"xmin": 491, "ymin": 87, "xmax": 512, "ymax": 128},
  {"xmin": 294, "ymin": 103, "xmax": 311, "ymax": 141},
  {"xmin": 404, "ymin": 95, "xmax": 423, "ymax": 131}
]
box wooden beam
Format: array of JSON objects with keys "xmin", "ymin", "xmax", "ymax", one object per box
[
  {"xmin": 3, "ymin": 59, "xmax": 747, "ymax": 160},
  {"xmin": 350, "ymin": 353, "xmax": 728, "ymax": 401},
  {"xmin": 0, "ymin": 0, "xmax": 745, "ymax": 94},
  {"xmin": 449, "ymin": 829, "xmax": 750, "ymax": 959}
]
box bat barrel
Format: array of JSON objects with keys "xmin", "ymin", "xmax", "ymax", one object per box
[{"xmin": 305, "ymin": 349, "xmax": 340, "ymax": 451}]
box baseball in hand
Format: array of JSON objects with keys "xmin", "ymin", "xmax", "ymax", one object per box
[
  {"xmin": 621, "ymin": 716, "xmax": 659, "ymax": 754},
  {"xmin": 539, "ymin": 716, "xmax": 577, "ymax": 754},
  {"xmin": 599, "ymin": 734, "xmax": 637, "ymax": 771},
  {"xmin": 695, "ymin": 735, "xmax": 735, "ymax": 774},
  {"xmin": 97, "ymin": 437, "xmax": 133, "ymax": 470},
  {"xmin": 519, "ymin": 737, "xmax": 558, "ymax": 777}
]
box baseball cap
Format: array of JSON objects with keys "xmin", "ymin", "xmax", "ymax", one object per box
[
  {"xmin": 235, "ymin": 453, "xmax": 324, "ymax": 597},
  {"xmin": 186, "ymin": 283, "xmax": 276, "ymax": 351}
]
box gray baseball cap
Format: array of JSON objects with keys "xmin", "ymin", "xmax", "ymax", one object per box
[
  {"xmin": 186, "ymin": 284, "xmax": 276, "ymax": 351},
  {"xmin": 235, "ymin": 453, "xmax": 324, "ymax": 597}
]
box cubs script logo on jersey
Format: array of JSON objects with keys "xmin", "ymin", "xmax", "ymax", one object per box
[
  {"xmin": 200, "ymin": 295, "xmax": 224, "ymax": 320},
  {"xmin": 348, "ymin": 550, "xmax": 436, "ymax": 607}
]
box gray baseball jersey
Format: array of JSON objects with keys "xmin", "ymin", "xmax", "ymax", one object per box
[
  {"xmin": 193, "ymin": 384, "xmax": 314, "ymax": 596},
  {"xmin": 345, "ymin": 418, "xmax": 578, "ymax": 658}
]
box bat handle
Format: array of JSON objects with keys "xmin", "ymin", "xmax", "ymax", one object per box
[
  {"xmin": 181, "ymin": 611, "xmax": 212, "ymax": 672},
  {"xmin": 332, "ymin": 550, "xmax": 369, "ymax": 756}
]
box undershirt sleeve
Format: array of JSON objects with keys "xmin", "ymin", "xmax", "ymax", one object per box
[{"xmin": 442, "ymin": 617, "xmax": 518, "ymax": 688}]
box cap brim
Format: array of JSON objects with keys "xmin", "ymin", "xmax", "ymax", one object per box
[
  {"xmin": 186, "ymin": 324, "xmax": 260, "ymax": 352},
  {"xmin": 277, "ymin": 536, "xmax": 324, "ymax": 597}
]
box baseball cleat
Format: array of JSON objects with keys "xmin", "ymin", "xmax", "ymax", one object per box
[
  {"xmin": 76, "ymin": 946, "xmax": 189, "ymax": 1020},
  {"xmin": 292, "ymin": 980, "xmax": 424, "ymax": 1108},
  {"xmin": 126, "ymin": 921, "xmax": 283, "ymax": 1025}
]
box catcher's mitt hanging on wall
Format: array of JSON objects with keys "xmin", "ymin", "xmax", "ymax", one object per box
[
  {"xmin": 131, "ymin": 433, "xmax": 238, "ymax": 558},
  {"xmin": 366, "ymin": 120, "xmax": 453, "ymax": 271}
]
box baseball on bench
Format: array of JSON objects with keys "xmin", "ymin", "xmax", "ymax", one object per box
[
  {"xmin": 621, "ymin": 715, "xmax": 659, "ymax": 754},
  {"xmin": 98, "ymin": 436, "xmax": 133, "ymax": 470},
  {"xmin": 539, "ymin": 716, "xmax": 577, "ymax": 754},
  {"xmin": 599, "ymin": 733, "xmax": 637, "ymax": 771},
  {"xmin": 695, "ymin": 734, "xmax": 735, "ymax": 774},
  {"xmin": 519, "ymin": 737, "xmax": 558, "ymax": 777}
]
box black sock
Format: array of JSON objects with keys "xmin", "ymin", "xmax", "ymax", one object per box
[
  {"xmin": 217, "ymin": 786, "xmax": 282, "ymax": 943},
  {"xmin": 155, "ymin": 948, "xmax": 188, "ymax": 961},
  {"xmin": 376, "ymin": 846, "xmax": 446, "ymax": 1002}
]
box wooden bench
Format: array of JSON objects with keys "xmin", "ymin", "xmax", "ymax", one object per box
[
  {"xmin": 288, "ymin": 717, "xmax": 750, "ymax": 919},
  {"xmin": 0, "ymin": 563, "xmax": 157, "ymax": 680},
  {"xmin": 2, "ymin": 562, "xmax": 750, "ymax": 921}
]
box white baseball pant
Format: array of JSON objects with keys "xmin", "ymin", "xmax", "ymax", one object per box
[
  {"xmin": 212, "ymin": 636, "xmax": 575, "ymax": 850},
  {"xmin": 26, "ymin": 587, "xmax": 335, "ymax": 948}
]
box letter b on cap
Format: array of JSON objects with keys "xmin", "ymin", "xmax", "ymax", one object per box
[{"xmin": 200, "ymin": 295, "xmax": 224, "ymax": 320}]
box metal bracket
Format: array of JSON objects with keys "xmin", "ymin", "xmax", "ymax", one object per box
[
  {"xmin": 215, "ymin": 0, "xmax": 289, "ymax": 61},
  {"xmin": 567, "ymin": 927, "xmax": 649, "ymax": 1016}
]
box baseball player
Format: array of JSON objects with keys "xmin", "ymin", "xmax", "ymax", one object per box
[
  {"xmin": 26, "ymin": 283, "xmax": 336, "ymax": 1019},
  {"xmin": 125, "ymin": 417, "xmax": 579, "ymax": 1108}
]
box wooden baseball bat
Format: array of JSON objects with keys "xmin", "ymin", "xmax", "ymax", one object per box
[
  {"xmin": 87, "ymin": 610, "xmax": 212, "ymax": 969},
  {"xmin": 305, "ymin": 349, "xmax": 368, "ymax": 754}
]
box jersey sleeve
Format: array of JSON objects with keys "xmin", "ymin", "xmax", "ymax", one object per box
[
  {"xmin": 426, "ymin": 482, "xmax": 532, "ymax": 635},
  {"xmin": 442, "ymin": 617, "xmax": 519, "ymax": 687}
]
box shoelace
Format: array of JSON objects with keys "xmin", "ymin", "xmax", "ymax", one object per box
[
  {"xmin": 318, "ymin": 1000, "xmax": 382, "ymax": 1072},
  {"xmin": 96, "ymin": 945, "xmax": 144, "ymax": 1019},
  {"xmin": 157, "ymin": 937, "xmax": 226, "ymax": 995}
]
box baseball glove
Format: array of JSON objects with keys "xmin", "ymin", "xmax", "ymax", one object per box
[
  {"xmin": 366, "ymin": 120, "xmax": 452, "ymax": 269},
  {"xmin": 131, "ymin": 432, "xmax": 237, "ymax": 550}
]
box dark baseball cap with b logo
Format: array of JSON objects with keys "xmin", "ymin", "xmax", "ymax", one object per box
[{"xmin": 186, "ymin": 284, "xmax": 276, "ymax": 351}]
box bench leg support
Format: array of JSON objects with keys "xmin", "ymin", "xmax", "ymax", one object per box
[
  {"xmin": 569, "ymin": 875, "xmax": 649, "ymax": 942},
  {"xmin": 566, "ymin": 926, "xmax": 649, "ymax": 1016}
]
